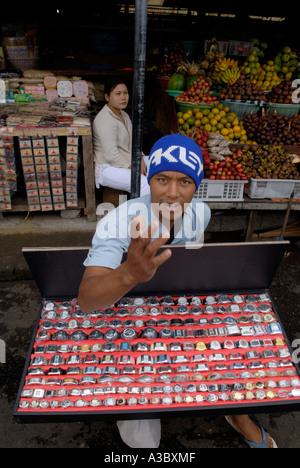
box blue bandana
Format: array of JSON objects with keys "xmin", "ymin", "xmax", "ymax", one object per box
[{"xmin": 147, "ymin": 133, "xmax": 204, "ymax": 190}]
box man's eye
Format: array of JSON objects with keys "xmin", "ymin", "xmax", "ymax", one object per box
[{"xmin": 158, "ymin": 178, "xmax": 167, "ymax": 183}]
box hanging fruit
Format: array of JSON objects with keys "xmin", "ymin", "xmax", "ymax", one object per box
[{"xmin": 212, "ymin": 58, "xmax": 241, "ymax": 86}]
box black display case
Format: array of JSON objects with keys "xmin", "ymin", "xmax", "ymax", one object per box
[{"xmin": 14, "ymin": 242, "xmax": 300, "ymax": 423}]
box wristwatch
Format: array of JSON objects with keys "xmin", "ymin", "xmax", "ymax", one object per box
[
  {"xmin": 121, "ymin": 328, "xmax": 137, "ymax": 340},
  {"xmin": 140, "ymin": 327, "xmax": 158, "ymax": 339}
]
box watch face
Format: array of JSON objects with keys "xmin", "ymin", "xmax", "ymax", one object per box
[
  {"xmin": 118, "ymin": 297, "xmax": 133, "ymax": 307},
  {"xmin": 177, "ymin": 296, "xmax": 188, "ymax": 305},
  {"xmin": 161, "ymin": 296, "xmax": 174, "ymax": 306},
  {"xmin": 140, "ymin": 327, "xmax": 158, "ymax": 339},
  {"xmin": 146, "ymin": 297, "xmax": 160, "ymax": 306},
  {"xmin": 121, "ymin": 328, "xmax": 137, "ymax": 340},
  {"xmin": 104, "ymin": 329, "xmax": 120, "ymax": 341},
  {"xmin": 88, "ymin": 330, "xmax": 103, "ymax": 340},
  {"xmin": 52, "ymin": 330, "xmax": 70, "ymax": 341},
  {"xmin": 190, "ymin": 296, "xmax": 202, "ymax": 305}
]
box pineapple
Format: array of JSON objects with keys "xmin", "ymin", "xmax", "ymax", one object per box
[
  {"xmin": 188, "ymin": 61, "xmax": 201, "ymax": 76},
  {"xmin": 177, "ymin": 60, "xmax": 201, "ymax": 76}
]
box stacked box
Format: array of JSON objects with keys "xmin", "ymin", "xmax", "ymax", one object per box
[
  {"xmin": 0, "ymin": 127, "xmax": 17, "ymax": 210},
  {"xmin": 0, "ymin": 135, "xmax": 7, "ymax": 211},
  {"xmin": 65, "ymin": 131, "xmax": 79, "ymax": 208},
  {"xmin": 19, "ymin": 135, "xmax": 41, "ymax": 212},
  {"xmin": 46, "ymin": 133, "xmax": 65, "ymax": 211},
  {"xmin": 32, "ymin": 134, "xmax": 53, "ymax": 212}
]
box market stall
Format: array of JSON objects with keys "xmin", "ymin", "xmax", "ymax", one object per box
[
  {"xmin": 0, "ymin": 70, "xmax": 96, "ymax": 221},
  {"xmin": 14, "ymin": 243, "xmax": 300, "ymax": 422},
  {"xmin": 157, "ymin": 39, "xmax": 300, "ymax": 237}
]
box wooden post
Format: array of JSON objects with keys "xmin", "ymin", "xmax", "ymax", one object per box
[{"xmin": 82, "ymin": 135, "xmax": 96, "ymax": 222}]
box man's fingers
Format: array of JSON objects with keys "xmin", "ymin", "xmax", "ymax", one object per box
[
  {"xmin": 129, "ymin": 217, "xmax": 171, "ymax": 266},
  {"xmin": 145, "ymin": 228, "xmax": 170, "ymax": 255},
  {"xmin": 130, "ymin": 217, "xmax": 160, "ymax": 241},
  {"xmin": 130, "ymin": 216, "xmax": 146, "ymax": 240},
  {"xmin": 152, "ymin": 248, "xmax": 172, "ymax": 269},
  {"xmin": 146, "ymin": 220, "xmax": 160, "ymax": 239}
]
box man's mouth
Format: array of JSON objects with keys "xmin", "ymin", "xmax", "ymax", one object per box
[{"xmin": 161, "ymin": 202, "xmax": 182, "ymax": 213}]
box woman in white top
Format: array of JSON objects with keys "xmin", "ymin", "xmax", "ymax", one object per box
[{"xmin": 93, "ymin": 79, "xmax": 150, "ymax": 196}]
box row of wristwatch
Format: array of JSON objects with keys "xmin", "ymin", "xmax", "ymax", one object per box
[
  {"xmin": 39, "ymin": 311, "xmax": 277, "ymax": 330},
  {"xmin": 19, "ymin": 387, "xmax": 300, "ymax": 411},
  {"xmin": 32, "ymin": 337, "xmax": 287, "ymax": 356},
  {"xmin": 42, "ymin": 294, "xmax": 272, "ymax": 312},
  {"xmin": 25, "ymin": 358, "xmax": 296, "ymax": 383},
  {"xmin": 34, "ymin": 321, "xmax": 283, "ymax": 343},
  {"xmin": 29, "ymin": 346, "xmax": 291, "ymax": 368},
  {"xmin": 21, "ymin": 376, "xmax": 300, "ymax": 398},
  {"xmin": 41, "ymin": 304, "xmax": 274, "ymax": 321}
]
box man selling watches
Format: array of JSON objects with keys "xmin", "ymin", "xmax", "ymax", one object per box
[{"xmin": 78, "ymin": 133, "xmax": 277, "ymax": 449}]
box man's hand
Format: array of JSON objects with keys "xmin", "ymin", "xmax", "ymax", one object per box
[
  {"xmin": 78, "ymin": 216, "xmax": 172, "ymax": 313},
  {"xmin": 124, "ymin": 216, "xmax": 172, "ymax": 284}
]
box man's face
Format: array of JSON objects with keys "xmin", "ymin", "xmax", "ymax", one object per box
[{"xmin": 149, "ymin": 171, "xmax": 196, "ymax": 227}]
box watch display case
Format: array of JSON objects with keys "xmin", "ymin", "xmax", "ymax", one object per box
[{"xmin": 14, "ymin": 242, "xmax": 300, "ymax": 423}]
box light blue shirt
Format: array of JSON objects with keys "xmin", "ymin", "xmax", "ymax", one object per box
[{"xmin": 84, "ymin": 194, "xmax": 211, "ymax": 270}]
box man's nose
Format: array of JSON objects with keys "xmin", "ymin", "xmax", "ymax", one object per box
[{"xmin": 166, "ymin": 181, "xmax": 180, "ymax": 198}]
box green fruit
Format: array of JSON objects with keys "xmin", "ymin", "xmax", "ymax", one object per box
[
  {"xmin": 274, "ymin": 56, "xmax": 282, "ymax": 66},
  {"xmin": 186, "ymin": 75, "xmax": 200, "ymax": 89},
  {"xmin": 282, "ymin": 46, "xmax": 292, "ymax": 54},
  {"xmin": 187, "ymin": 117, "xmax": 195, "ymax": 126},
  {"xmin": 167, "ymin": 73, "xmax": 186, "ymax": 91}
]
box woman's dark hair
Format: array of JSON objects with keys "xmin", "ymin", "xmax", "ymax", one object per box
[{"xmin": 104, "ymin": 77, "xmax": 129, "ymax": 97}]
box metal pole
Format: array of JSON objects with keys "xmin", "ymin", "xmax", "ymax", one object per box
[{"xmin": 130, "ymin": 0, "xmax": 148, "ymax": 199}]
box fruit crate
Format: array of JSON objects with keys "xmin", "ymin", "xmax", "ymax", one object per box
[
  {"xmin": 263, "ymin": 103, "xmax": 300, "ymax": 118},
  {"xmin": 220, "ymin": 100, "xmax": 261, "ymax": 120},
  {"xmin": 176, "ymin": 102, "xmax": 213, "ymax": 113},
  {"xmin": 194, "ymin": 179, "xmax": 247, "ymax": 202},
  {"xmin": 246, "ymin": 179, "xmax": 300, "ymax": 199},
  {"xmin": 166, "ymin": 89, "xmax": 183, "ymax": 98}
]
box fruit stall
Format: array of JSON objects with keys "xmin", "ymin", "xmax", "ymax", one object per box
[{"xmin": 160, "ymin": 39, "xmax": 300, "ymax": 238}]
